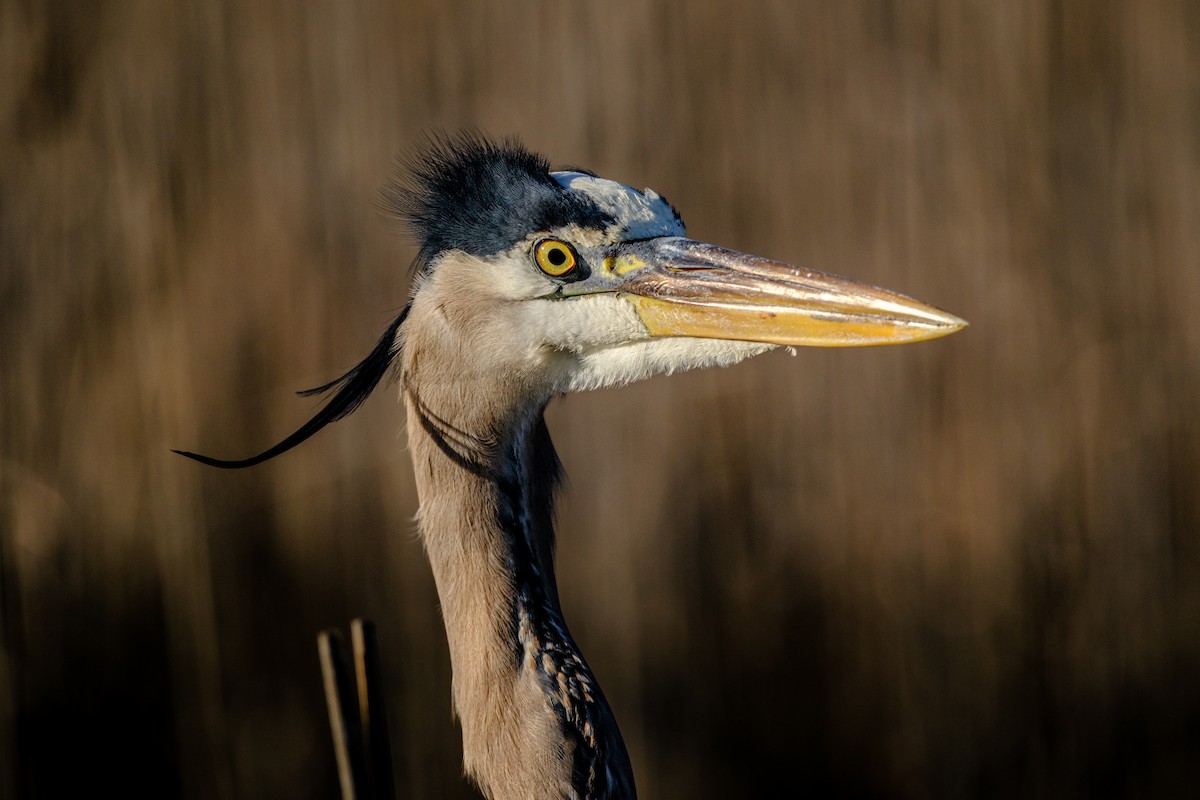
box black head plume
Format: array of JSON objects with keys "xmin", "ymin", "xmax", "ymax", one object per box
[
  {"xmin": 173, "ymin": 308, "xmax": 406, "ymax": 468},
  {"xmin": 384, "ymin": 131, "xmax": 614, "ymax": 271}
]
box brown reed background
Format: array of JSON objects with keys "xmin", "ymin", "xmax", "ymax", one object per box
[{"xmin": 3, "ymin": 1, "xmax": 1198, "ymax": 797}]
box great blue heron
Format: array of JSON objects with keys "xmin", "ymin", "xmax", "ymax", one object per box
[{"xmin": 177, "ymin": 134, "xmax": 966, "ymax": 800}]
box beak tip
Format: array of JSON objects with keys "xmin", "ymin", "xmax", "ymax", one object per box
[
  {"xmin": 915, "ymin": 309, "xmax": 968, "ymax": 342},
  {"xmin": 939, "ymin": 311, "xmax": 969, "ymax": 333}
]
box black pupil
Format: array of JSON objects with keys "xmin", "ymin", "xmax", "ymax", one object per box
[{"xmin": 547, "ymin": 247, "xmax": 568, "ymax": 267}]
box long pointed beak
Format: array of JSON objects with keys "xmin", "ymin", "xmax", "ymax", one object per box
[{"xmin": 600, "ymin": 238, "xmax": 966, "ymax": 347}]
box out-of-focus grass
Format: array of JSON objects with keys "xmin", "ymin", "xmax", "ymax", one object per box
[{"xmin": 3, "ymin": 2, "xmax": 1198, "ymax": 797}]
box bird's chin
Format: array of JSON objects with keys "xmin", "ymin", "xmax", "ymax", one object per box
[{"xmin": 560, "ymin": 336, "xmax": 775, "ymax": 393}]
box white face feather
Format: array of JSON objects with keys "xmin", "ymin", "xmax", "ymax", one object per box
[
  {"xmin": 523, "ymin": 292, "xmax": 772, "ymax": 393},
  {"xmin": 563, "ymin": 337, "xmax": 774, "ymax": 393}
]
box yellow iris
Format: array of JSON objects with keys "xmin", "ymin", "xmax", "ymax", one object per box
[{"xmin": 534, "ymin": 239, "xmax": 577, "ymax": 277}]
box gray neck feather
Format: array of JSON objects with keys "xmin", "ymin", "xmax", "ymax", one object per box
[{"xmin": 404, "ymin": 385, "xmax": 635, "ymax": 800}]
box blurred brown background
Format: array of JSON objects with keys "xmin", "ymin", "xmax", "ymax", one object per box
[{"xmin": 3, "ymin": 1, "xmax": 1198, "ymax": 797}]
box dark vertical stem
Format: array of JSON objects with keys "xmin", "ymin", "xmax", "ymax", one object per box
[{"xmin": 352, "ymin": 619, "xmax": 398, "ymax": 799}]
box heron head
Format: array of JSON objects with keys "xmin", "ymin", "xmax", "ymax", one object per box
[{"xmin": 396, "ymin": 134, "xmax": 966, "ymax": 399}]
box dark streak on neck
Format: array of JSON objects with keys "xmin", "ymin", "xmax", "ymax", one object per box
[{"xmin": 494, "ymin": 412, "xmax": 634, "ymax": 799}]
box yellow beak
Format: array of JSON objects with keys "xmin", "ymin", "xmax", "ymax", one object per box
[{"xmin": 604, "ymin": 238, "xmax": 966, "ymax": 347}]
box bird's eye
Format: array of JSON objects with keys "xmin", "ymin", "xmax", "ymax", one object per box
[{"xmin": 534, "ymin": 239, "xmax": 577, "ymax": 278}]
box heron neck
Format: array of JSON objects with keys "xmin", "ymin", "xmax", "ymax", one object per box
[{"xmin": 403, "ymin": 386, "xmax": 635, "ymax": 800}]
